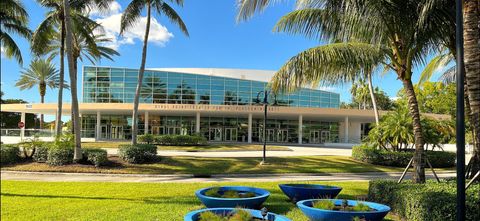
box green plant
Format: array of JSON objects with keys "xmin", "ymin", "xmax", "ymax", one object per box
[
  {"xmin": 1, "ymin": 144, "xmax": 20, "ymax": 165},
  {"xmin": 138, "ymin": 134, "xmax": 155, "ymax": 144},
  {"xmin": 82, "ymin": 148, "xmax": 108, "ymax": 167},
  {"xmin": 229, "ymin": 209, "xmax": 253, "ymax": 221},
  {"xmin": 118, "ymin": 144, "xmax": 157, "ymax": 164},
  {"xmin": 352, "ymin": 203, "xmax": 371, "ymax": 212},
  {"xmin": 312, "ymin": 200, "xmax": 335, "ymax": 210},
  {"xmin": 205, "ymin": 187, "xmax": 222, "ymax": 197},
  {"xmin": 19, "ymin": 135, "xmax": 44, "ymax": 159},
  {"xmin": 368, "ymin": 180, "xmax": 480, "ymax": 221},
  {"xmin": 47, "ymin": 146, "xmax": 74, "ymax": 166},
  {"xmin": 198, "ymin": 211, "xmax": 225, "ymax": 221},
  {"xmin": 32, "ymin": 142, "xmax": 52, "ymax": 162}
]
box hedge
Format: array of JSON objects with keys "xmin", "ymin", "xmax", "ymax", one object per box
[
  {"xmin": 32, "ymin": 142, "xmax": 52, "ymax": 162},
  {"xmin": 137, "ymin": 134, "xmax": 208, "ymax": 146},
  {"xmin": 1, "ymin": 144, "xmax": 20, "ymax": 165},
  {"xmin": 368, "ymin": 180, "xmax": 480, "ymax": 221},
  {"xmin": 83, "ymin": 148, "xmax": 109, "ymax": 167},
  {"xmin": 352, "ymin": 144, "xmax": 455, "ymax": 168},
  {"xmin": 118, "ymin": 144, "xmax": 157, "ymax": 164},
  {"xmin": 47, "ymin": 146, "xmax": 74, "ymax": 166}
]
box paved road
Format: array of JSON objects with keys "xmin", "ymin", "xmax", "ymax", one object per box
[
  {"xmin": 1, "ymin": 170, "xmax": 455, "ymax": 183},
  {"xmin": 105, "ymin": 146, "xmax": 353, "ymax": 157}
]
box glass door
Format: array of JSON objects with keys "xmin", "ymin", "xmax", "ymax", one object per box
[
  {"xmin": 101, "ymin": 125, "xmax": 110, "ymax": 139},
  {"xmin": 224, "ymin": 128, "xmax": 237, "ymax": 142},
  {"xmin": 321, "ymin": 131, "xmax": 330, "ymax": 143},
  {"xmin": 310, "ymin": 131, "xmax": 320, "ymax": 143},
  {"xmin": 167, "ymin": 127, "xmax": 181, "ymax": 135},
  {"xmin": 277, "ymin": 129, "xmax": 288, "ymax": 142},
  {"xmin": 266, "ymin": 129, "xmax": 275, "ymax": 142},
  {"xmin": 111, "ymin": 126, "xmax": 123, "ymax": 139},
  {"xmin": 151, "ymin": 126, "xmax": 164, "ymax": 135},
  {"xmin": 209, "ymin": 128, "xmax": 222, "ymax": 141}
]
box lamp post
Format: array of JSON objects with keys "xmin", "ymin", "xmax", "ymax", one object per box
[
  {"xmin": 257, "ymin": 90, "xmax": 270, "ymax": 165},
  {"xmin": 454, "ymin": 0, "xmax": 465, "ymax": 220}
]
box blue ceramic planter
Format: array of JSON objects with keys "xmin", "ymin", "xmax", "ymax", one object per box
[
  {"xmin": 195, "ymin": 186, "xmax": 270, "ymax": 208},
  {"xmin": 184, "ymin": 208, "xmax": 291, "ymax": 221},
  {"xmin": 279, "ymin": 184, "xmax": 342, "ymax": 202},
  {"xmin": 297, "ymin": 199, "xmax": 391, "ymax": 221}
]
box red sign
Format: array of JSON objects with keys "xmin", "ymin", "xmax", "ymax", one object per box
[{"xmin": 18, "ymin": 122, "xmax": 25, "ymax": 128}]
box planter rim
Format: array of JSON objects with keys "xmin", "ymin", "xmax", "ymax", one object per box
[
  {"xmin": 184, "ymin": 207, "xmax": 291, "ymax": 221},
  {"xmin": 195, "ymin": 186, "xmax": 270, "ymax": 201},
  {"xmin": 279, "ymin": 183, "xmax": 342, "ymax": 190},
  {"xmin": 297, "ymin": 199, "xmax": 391, "ymax": 214}
]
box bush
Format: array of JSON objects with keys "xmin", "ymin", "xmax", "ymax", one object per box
[
  {"xmin": 118, "ymin": 144, "xmax": 157, "ymax": 164},
  {"xmin": 47, "ymin": 134, "xmax": 75, "ymax": 166},
  {"xmin": 47, "ymin": 146, "xmax": 74, "ymax": 166},
  {"xmin": 19, "ymin": 135, "xmax": 44, "ymax": 159},
  {"xmin": 138, "ymin": 134, "xmax": 155, "ymax": 144},
  {"xmin": 32, "ymin": 142, "xmax": 52, "ymax": 162},
  {"xmin": 82, "ymin": 148, "xmax": 108, "ymax": 167},
  {"xmin": 368, "ymin": 180, "xmax": 480, "ymax": 221},
  {"xmin": 352, "ymin": 144, "xmax": 455, "ymax": 168},
  {"xmin": 154, "ymin": 134, "xmax": 207, "ymax": 146},
  {"xmin": 1, "ymin": 144, "xmax": 20, "ymax": 165}
]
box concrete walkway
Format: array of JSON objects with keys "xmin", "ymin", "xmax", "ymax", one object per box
[
  {"xmin": 105, "ymin": 146, "xmax": 353, "ymax": 158},
  {"xmin": 1, "ymin": 170, "xmax": 455, "ymax": 183}
]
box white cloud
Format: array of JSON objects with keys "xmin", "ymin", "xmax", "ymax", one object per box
[
  {"xmin": 317, "ymin": 86, "xmax": 337, "ymax": 92},
  {"xmin": 91, "ymin": 1, "xmax": 174, "ymax": 50},
  {"xmin": 88, "ymin": 1, "xmax": 121, "ymax": 17}
]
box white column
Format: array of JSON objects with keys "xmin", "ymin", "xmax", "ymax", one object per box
[
  {"xmin": 20, "ymin": 112, "xmax": 25, "ymax": 141},
  {"xmin": 144, "ymin": 111, "xmax": 149, "ymax": 134},
  {"xmin": 196, "ymin": 112, "xmax": 201, "ymax": 134},
  {"xmin": 298, "ymin": 115, "xmax": 303, "ymax": 144},
  {"xmin": 248, "ymin": 113, "xmax": 252, "ymax": 143},
  {"xmin": 344, "ymin": 116, "xmax": 349, "ymax": 143},
  {"xmin": 96, "ymin": 111, "xmax": 101, "ymax": 141}
]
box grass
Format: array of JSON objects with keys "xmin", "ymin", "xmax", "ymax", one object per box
[
  {"xmin": 0, "ymin": 180, "xmax": 399, "ymax": 221},
  {"xmin": 81, "ymin": 142, "xmax": 291, "ymax": 151},
  {"xmin": 2, "ymin": 156, "xmax": 405, "ymax": 175}
]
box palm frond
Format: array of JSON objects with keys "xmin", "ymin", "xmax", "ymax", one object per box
[
  {"xmin": 154, "ymin": 2, "xmax": 189, "ymax": 36},
  {"xmin": 418, "ymin": 52, "xmax": 453, "ymax": 86},
  {"xmin": 120, "ymin": 0, "xmax": 146, "ymax": 35}
]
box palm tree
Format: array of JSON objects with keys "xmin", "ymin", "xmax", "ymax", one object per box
[
  {"xmin": 15, "ymin": 58, "xmax": 68, "ymax": 129},
  {"xmin": 238, "ymin": 0, "xmax": 450, "ymax": 183},
  {"xmin": 120, "ymin": 0, "xmax": 189, "ymax": 145},
  {"xmin": 0, "ymin": 0, "xmax": 31, "ymax": 65},
  {"xmin": 32, "ymin": 0, "xmax": 101, "ymax": 136}
]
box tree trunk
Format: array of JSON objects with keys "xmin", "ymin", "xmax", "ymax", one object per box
[
  {"xmin": 131, "ymin": 2, "xmax": 151, "ymax": 145},
  {"xmin": 367, "ymin": 73, "xmax": 380, "ymax": 125},
  {"xmin": 40, "ymin": 93, "xmax": 44, "ymax": 130},
  {"xmin": 402, "ymin": 78, "xmax": 426, "ymax": 183},
  {"xmin": 464, "ymin": 0, "xmax": 480, "ymax": 178},
  {"xmin": 63, "ymin": 0, "xmax": 82, "ymax": 161},
  {"xmin": 55, "ymin": 21, "xmax": 66, "ymax": 135}
]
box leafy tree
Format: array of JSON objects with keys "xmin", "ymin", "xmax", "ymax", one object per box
[
  {"xmin": 0, "ymin": 92, "xmax": 38, "ymax": 129},
  {"xmin": 120, "ymin": 0, "xmax": 189, "ymax": 145},
  {"xmin": 397, "ymin": 82, "xmax": 456, "ymax": 117},
  {"xmin": 0, "ymin": 0, "xmax": 31, "ymax": 64},
  {"xmin": 15, "ymin": 58, "xmax": 68, "ymax": 129}
]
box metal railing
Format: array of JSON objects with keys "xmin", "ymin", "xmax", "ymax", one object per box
[{"xmin": 0, "ymin": 129, "xmax": 55, "ymax": 137}]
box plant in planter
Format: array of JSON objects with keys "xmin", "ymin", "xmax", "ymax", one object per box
[
  {"xmin": 185, "ymin": 208, "xmax": 291, "ymax": 221},
  {"xmin": 196, "ymin": 186, "xmax": 270, "ymax": 208},
  {"xmin": 297, "ymin": 199, "xmax": 390, "ymax": 221},
  {"xmin": 279, "ymin": 184, "xmax": 342, "ymax": 202}
]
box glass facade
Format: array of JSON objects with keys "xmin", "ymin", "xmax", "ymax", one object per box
[{"xmin": 83, "ymin": 66, "xmax": 340, "ymax": 108}]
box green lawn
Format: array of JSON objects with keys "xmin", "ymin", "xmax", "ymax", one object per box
[
  {"xmin": 82, "ymin": 142, "xmax": 291, "ymax": 151},
  {"xmin": 2, "ymin": 156, "xmax": 405, "ymax": 175},
  {"xmin": 1, "ymin": 180, "xmax": 400, "ymax": 221}
]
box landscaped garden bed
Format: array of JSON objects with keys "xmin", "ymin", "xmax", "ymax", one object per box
[{"xmin": 81, "ymin": 142, "xmax": 292, "ymax": 152}]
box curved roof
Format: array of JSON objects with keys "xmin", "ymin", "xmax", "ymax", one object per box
[{"xmin": 148, "ymin": 68, "xmax": 276, "ymax": 83}]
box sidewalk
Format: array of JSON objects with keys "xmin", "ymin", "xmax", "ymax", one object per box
[
  {"xmin": 104, "ymin": 146, "xmax": 353, "ymax": 157},
  {"xmin": 1, "ymin": 170, "xmax": 455, "ymax": 183}
]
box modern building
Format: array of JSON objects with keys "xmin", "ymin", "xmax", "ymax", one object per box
[{"xmin": 2, "ymin": 66, "xmax": 392, "ymax": 144}]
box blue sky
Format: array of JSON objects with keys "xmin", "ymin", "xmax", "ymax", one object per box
[{"xmin": 1, "ymin": 0, "xmax": 437, "ymax": 105}]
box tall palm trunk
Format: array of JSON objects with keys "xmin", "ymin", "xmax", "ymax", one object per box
[
  {"xmin": 55, "ymin": 21, "xmax": 65, "ymax": 135},
  {"xmin": 39, "ymin": 82, "xmax": 46, "ymax": 129},
  {"xmin": 131, "ymin": 2, "xmax": 151, "ymax": 145},
  {"xmin": 464, "ymin": 0, "xmax": 480, "ymax": 178},
  {"xmin": 366, "ymin": 73, "xmax": 379, "ymax": 125},
  {"xmin": 402, "ymin": 78, "xmax": 426, "ymax": 183},
  {"xmin": 63, "ymin": 0, "xmax": 82, "ymax": 160}
]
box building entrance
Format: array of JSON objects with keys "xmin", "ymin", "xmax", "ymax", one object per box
[
  {"xmin": 321, "ymin": 131, "xmax": 330, "ymax": 143},
  {"xmin": 209, "ymin": 128, "xmax": 222, "ymax": 141},
  {"xmin": 101, "ymin": 125, "xmax": 124, "ymax": 140},
  {"xmin": 224, "ymin": 128, "xmax": 237, "ymax": 142}
]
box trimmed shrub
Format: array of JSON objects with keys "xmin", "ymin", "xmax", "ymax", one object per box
[
  {"xmin": 118, "ymin": 144, "xmax": 157, "ymax": 164},
  {"xmin": 32, "ymin": 142, "xmax": 52, "ymax": 162},
  {"xmin": 352, "ymin": 144, "xmax": 455, "ymax": 168},
  {"xmin": 368, "ymin": 180, "xmax": 480, "ymax": 221},
  {"xmin": 1, "ymin": 144, "xmax": 20, "ymax": 165},
  {"xmin": 154, "ymin": 134, "xmax": 207, "ymax": 146},
  {"xmin": 82, "ymin": 148, "xmax": 108, "ymax": 167},
  {"xmin": 47, "ymin": 146, "xmax": 74, "ymax": 166},
  {"xmin": 138, "ymin": 134, "xmax": 155, "ymax": 144}
]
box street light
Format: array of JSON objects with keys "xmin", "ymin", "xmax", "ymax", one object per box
[{"xmin": 257, "ymin": 90, "xmax": 271, "ymax": 165}]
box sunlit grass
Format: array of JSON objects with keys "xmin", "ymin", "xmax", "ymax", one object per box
[{"xmin": 81, "ymin": 142, "xmax": 291, "ymax": 151}]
